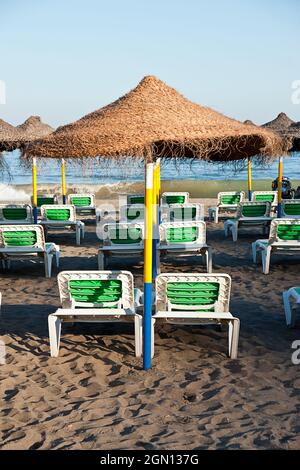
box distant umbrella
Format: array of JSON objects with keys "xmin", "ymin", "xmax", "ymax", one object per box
[{"xmin": 0, "ymin": 116, "xmax": 54, "ymax": 152}]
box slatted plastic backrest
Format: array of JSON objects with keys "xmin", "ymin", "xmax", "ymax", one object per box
[
  {"xmin": 45, "ymin": 208, "xmax": 71, "ymax": 221},
  {"xmin": 166, "ymin": 281, "xmax": 219, "ymax": 310},
  {"xmin": 241, "ymin": 203, "xmax": 268, "ymax": 217},
  {"xmin": 70, "ymin": 196, "xmax": 92, "ymax": 207},
  {"xmin": 165, "ymin": 195, "xmax": 186, "ymax": 204},
  {"xmin": 2, "ymin": 208, "xmax": 27, "ymax": 220},
  {"xmin": 277, "ymin": 224, "xmax": 300, "ymax": 241},
  {"xmin": 220, "ymin": 194, "xmax": 241, "ymax": 205},
  {"xmin": 170, "ymin": 207, "xmax": 197, "ymax": 221},
  {"xmin": 68, "ymin": 279, "xmax": 122, "ymax": 305},
  {"xmin": 3, "ymin": 230, "xmax": 37, "ymax": 247},
  {"xmin": 166, "ymin": 226, "xmax": 197, "ymax": 243},
  {"xmin": 108, "ymin": 226, "xmax": 143, "ymax": 244},
  {"xmin": 283, "ymin": 203, "xmax": 300, "ymax": 217},
  {"xmin": 254, "ymin": 194, "xmax": 275, "ymax": 202},
  {"xmin": 37, "ymin": 196, "xmax": 56, "ymax": 206},
  {"xmin": 128, "ymin": 195, "xmax": 144, "ymax": 205}
]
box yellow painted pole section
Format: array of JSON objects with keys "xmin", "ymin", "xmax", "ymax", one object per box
[
  {"xmin": 278, "ymin": 157, "xmax": 283, "ymax": 204},
  {"xmin": 144, "ymin": 163, "xmax": 153, "ymax": 283},
  {"xmin": 247, "ymin": 157, "xmax": 252, "ymax": 200},
  {"xmin": 32, "ymin": 157, "xmax": 37, "ymax": 206},
  {"xmin": 61, "ymin": 158, "xmax": 66, "ymax": 203}
]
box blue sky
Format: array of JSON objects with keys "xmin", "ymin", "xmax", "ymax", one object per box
[{"xmin": 0, "ymin": 0, "xmax": 299, "ymax": 128}]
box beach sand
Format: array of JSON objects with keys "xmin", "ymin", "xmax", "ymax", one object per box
[{"xmin": 0, "ymin": 198, "xmax": 300, "ymax": 450}]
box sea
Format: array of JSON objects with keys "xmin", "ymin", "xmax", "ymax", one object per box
[{"xmin": 0, "ymin": 150, "xmax": 299, "ymax": 201}]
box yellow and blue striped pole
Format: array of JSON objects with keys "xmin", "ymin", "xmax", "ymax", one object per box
[
  {"xmin": 143, "ymin": 162, "xmax": 154, "ymax": 370},
  {"xmin": 32, "ymin": 157, "xmax": 38, "ymax": 223},
  {"xmin": 61, "ymin": 158, "xmax": 67, "ymax": 204},
  {"xmin": 277, "ymin": 157, "xmax": 283, "ymax": 217},
  {"xmin": 247, "ymin": 157, "xmax": 252, "ymax": 201},
  {"xmin": 152, "ymin": 159, "xmax": 160, "ymax": 280}
]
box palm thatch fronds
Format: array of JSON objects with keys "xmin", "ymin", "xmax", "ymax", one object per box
[
  {"xmin": 23, "ymin": 76, "xmax": 283, "ymax": 162},
  {"xmin": 0, "ymin": 116, "xmax": 54, "ymax": 152}
]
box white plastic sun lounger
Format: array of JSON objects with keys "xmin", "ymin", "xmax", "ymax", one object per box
[
  {"xmin": 39, "ymin": 205, "xmax": 85, "ymax": 245},
  {"xmin": 224, "ymin": 201, "xmax": 272, "ymax": 241},
  {"xmin": 208, "ymin": 191, "xmax": 245, "ymax": 223},
  {"xmin": 161, "ymin": 203, "xmax": 204, "ymax": 223},
  {"xmin": 152, "ymin": 273, "xmax": 240, "ymax": 358},
  {"xmin": 67, "ymin": 193, "xmax": 96, "ymax": 216},
  {"xmin": 157, "ymin": 221, "xmax": 212, "ymax": 274},
  {"xmin": 48, "ymin": 270, "xmax": 143, "ymax": 357},
  {"xmin": 0, "ymin": 224, "xmax": 59, "ymax": 277},
  {"xmin": 0, "ymin": 204, "xmax": 33, "ymax": 225},
  {"xmin": 252, "ymin": 219, "xmax": 300, "ymax": 274}
]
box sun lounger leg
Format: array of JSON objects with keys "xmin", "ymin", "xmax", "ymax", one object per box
[
  {"xmin": 283, "ymin": 290, "xmax": 297, "ymax": 328},
  {"xmin": 215, "ymin": 207, "xmax": 219, "ymax": 224},
  {"xmin": 48, "ymin": 315, "xmax": 62, "ymax": 357},
  {"xmin": 55, "ymin": 248, "xmax": 60, "ymax": 267},
  {"xmin": 98, "ymin": 251, "xmax": 106, "ymax": 270},
  {"xmin": 156, "ymin": 249, "xmax": 161, "ymax": 275},
  {"xmin": 81, "ymin": 223, "xmax": 85, "ymax": 240},
  {"xmin": 206, "ymin": 247, "xmax": 212, "ymax": 273},
  {"xmin": 262, "ymin": 246, "xmax": 272, "ymax": 275},
  {"xmin": 228, "ymin": 318, "xmax": 240, "ymax": 359},
  {"xmin": 75, "ymin": 226, "xmax": 81, "ymax": 245},
  {"xmin": 44, "ymin": 253, "xmax": 52, "ymax": 278},
  {"xmin": 252, "ymin": 241, "xmax": 258, "ymax": 263},
  {"xmin": 231, "ymin": 222, "xmax": 238, "ymax": 242},
  {"xmin": 224, "ymin": 220, "xmax": 230, "ymax": 237},
  {"xmin": 134, "ymin": 315, "xmax": 143, "ymax": 357}
]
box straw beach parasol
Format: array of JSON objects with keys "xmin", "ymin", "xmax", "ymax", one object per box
[
  {"xmin": 0, "ymin": 116, "xmax": 54, "ymax": 152},
  {"xmin": 23, "ymin": 76, "xmax": 282, "ymax": 162}
]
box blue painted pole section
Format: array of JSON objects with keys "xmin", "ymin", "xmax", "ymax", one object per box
[
  {"xmin": 33, "ymin": 207, "xmax": 38, "ymax": 224},
  {"xmin": 62, "ymin": 195, "xmax": 67, "ymax": 204},
  {"xmin": 277, "ymin": 203, "xmax": 282, "ymax": 218},
  {"xmin": 143, "ymin": 282, "xmax": 152, "ymax": 369},
  {"xmin": 248, "ymin": 190, "xmax": 252, "ymax": 201}
]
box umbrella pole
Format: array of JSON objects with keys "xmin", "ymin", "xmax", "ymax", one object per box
[
  {"xmin": 32, "ymin": 157, "xmax": 38, "ymax": 224},
  {"xmin": 247, "ymin": 157, "xmax": 252, "ymax": 201},
  {"xmin": 143, "ymin": 162, "xmax": 153, "ymax": 370},
  {"xmin": 277, "ymin": 157, "xmax": 283, "ymax": 217},
  {"xmin": 61, "ymin": 158, "xmax": 67, "ymax": 204},
  {"xmin": 152, "ymin": 159, "xmax": 160, "ymax": 280}
]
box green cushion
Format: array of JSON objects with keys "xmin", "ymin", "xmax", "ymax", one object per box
[
  {"xmin": 3, "ymin": 230, "xmax": 37, "ymax": 246},
  {"xmin": 126, "ymin": 208, "xmax": 144, "ymax": 220},
  {"xmin": 69, "ymin": 279, "xmax": 122, "ymax": 303},
  {"xmin": 242, "ymin": 204, "xmax": 267, "ymax": 217},
  {"xmin": 109, "ymin": 227, "xmax": 142, "ymax": 244},
  {"xmin": 170, "ymin": 208, "xmax": 196, "ymax": 221},
  {"xmin": 167, "ymin": 282, "xmax": 219, "ymax": 307},
  {"xmin": 277, "ymin": 224, "xmax": 300, "ymax": 241},
  {"xmin": 2, "ymin": 208, "xmax": 27, "ymax": 220},
  {"xmin": 129, "ymin": 196, "xmax": 144, "ymax": 204},
  {"xmin": 220, "ymin": 195, "xmax": 241, "ymax": 204},
  {"xmin": 283, "ymin": 204, "xmax": 300, "ymax": 216},
  {"xmin": 255, "ymin": 194, "xmax": 275, "ymax": 202},
  {"xmin": 45, "ymin": 209, "xmax": 71, "ymax": 220},
  {"xmin": 165, "ymin": 195, "xmax": 186, "ymax": 204},
  {"xmin": 71, "ymin": 197, "xmax": 92, "ymax": 207},
  {"xmin": 37, "ymin": 197, "xmax": 55, "ymax": 206},
  {"xmin": 166, "ymin": 227, "xmax": 197, "ymax": 243}
]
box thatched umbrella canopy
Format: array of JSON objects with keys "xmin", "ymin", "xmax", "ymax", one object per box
[
  {"xmin": 0, "ymin": 116, "xmax": 54, "ymax": 152},
  {"xmin": 23, "ymin": 76, "xmax": 283, "ymax": 162}
]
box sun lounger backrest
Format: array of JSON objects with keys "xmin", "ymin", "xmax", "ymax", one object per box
[
  {"xmin": 252, "ymin": 191, "xmax": 278, "ymax": 204},
  {"xmin": 103, "ymin": 223, "xmax": 144, "ymax": 246},
  {"xmin": 68, "ymin": 193, "xmax": 95, "ymax": 207},
  {"xmin": 237, "ymin": 201, "xmax": 271, "ymax": 218},
  {"xmin": 159, "ymin": 221, "xmax": 206, "ymax": 245},
  {"xmin": 217, "ymin": 191, "xmax": 244, "ymax": 206},
  {"xmin": 127, "ymin": 195, "xmax": 145, "ymax": 205},
  {"xmin": 120, "ymin": 205, "xmax": 144, "ymax": 222},
  {"xmin": 0, "ymin": 224, "xmax": 45, "ymax": 248},
  {"xmin": 156, "ymin": 273, "xmax": 231, "ymax": 312},
  {"xmin": 41, "ymin": 204, "xmax": 76, "ymax": 222},
  {"xmin": 282, "ymin": 201, "xmax": 300, "ymax": 217},
  {"xmin": 31, "ymin": 195, "xmax": 58, "ymax": 207},
  {"xmin": 57, "ymin": 270, "xmax": 134, "ymax": 308},
  {"xmin": 0, "ymin": 204, "xmax": 33, "ymax": 223},
  {"xmin": 162, "ymin": 203, "xmax": 204, "ymax": 222},
  {"xmin": 161, "ymin": 192, "xmax": 189, "ymax": 205},
  {"xmin": 269, "ymin": 219, "xmax": 300, "ymax": 243}
]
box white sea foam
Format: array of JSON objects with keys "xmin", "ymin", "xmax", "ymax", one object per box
[{"xmin": 0, "ymin": 184, "xmax": 30, "ymax": 203}]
